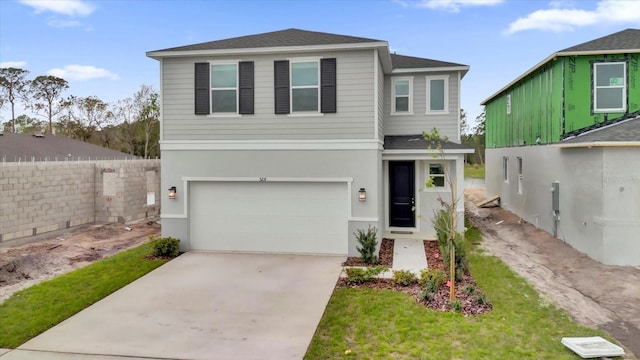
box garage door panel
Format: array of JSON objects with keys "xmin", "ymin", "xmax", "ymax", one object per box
[{"xmin": 190, "ymin": 181, "xmax": 347, "ymax": 254}]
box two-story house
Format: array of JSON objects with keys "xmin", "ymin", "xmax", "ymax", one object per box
[
  {"xmin": 147, "ymin": 28, "xmax": 471, "ymax": 256},
  {"xmin": 482, "ymin": 28, "xmax": 640, "ymax": 266}
]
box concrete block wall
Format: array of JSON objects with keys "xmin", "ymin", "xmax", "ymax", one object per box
[{"xmin": 0, "ymin": 159, "xmax": 161, "ymax": 243}]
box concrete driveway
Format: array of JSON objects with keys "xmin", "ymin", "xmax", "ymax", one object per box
[{"xmin": 1, "ymin": 252, "xmax": 344, "ymax": 360}]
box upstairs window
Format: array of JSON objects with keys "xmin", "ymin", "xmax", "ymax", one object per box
[
  {"xmin": 392, "ymin": 77, "xmax": 412, "ymax": 114},
  {"xmin": 593, "ymin": 62, "xmax": 626, "ymax": 113},
  {"xmin": 291, "ymin": 61, "xmax": 319, "ymax": 112},
  {"xmin": 211, "ymin": 64, "xmax": 237, "ymax": 113},
  {"xmin": 194, "ymin": 61, "xmax": 254, "ymax": 115},
  {"xmin": 426, "ymin": 75, "xmax": 449, "ymax": 114},
  {"xmin": 274, "ymin": 58, "xmax": 336, "ymax": 114}
]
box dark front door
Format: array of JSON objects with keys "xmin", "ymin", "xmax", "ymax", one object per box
[{"xmin": 389, "ymin": 161, "xmax": 415, "ymax": 228}]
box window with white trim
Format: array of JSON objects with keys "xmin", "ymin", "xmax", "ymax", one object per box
[
  {"xmin": 426, "ymin": 75, "xmax": 449, "ymax": 114},
  {"xmin": 392, "ymin": 77, "xmax": 412, "ymax": 114},
  {"xmin": 517, "ymin": 157, "xmax": 523, "ymax": 194},
  {"xmin": 211, "ymin": 63, "xmax": 238, "ymax": 113},
  {"xmin": 291, "ymin": 61, "xmax": 319, "ymax": 112},
  {"xmin": 593, "ymin": 62, "xmax": 627, "ymax": 113},
  {"xmin": 506, "ymin": 94, "xmax": 512, "ymax": 115},
  {"xmin": 428, "ymin": 163, "xmax": 446, "ymax": 188}
]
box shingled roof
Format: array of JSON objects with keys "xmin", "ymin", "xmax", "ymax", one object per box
[
  {"xmin": 0, "ymin": 133, "xmax": 137, "ymax": 162},
  {"xmin": 384, "ymin": 135, "xmax": 473, "ymax": 151},
  {"xmin": 152, "ymin": 28, "xmax": 384, "ymax": 52},
  {"xmin": 560, "ymin": 28, "xmax": 640, "ymax": 53},
  {"xmin": 560, "ymin": 113, "xmax": 640, "ymax": 145},
  {"xmin": 390, "ymin": 54, "xmax": 466, "ymax": 69}
]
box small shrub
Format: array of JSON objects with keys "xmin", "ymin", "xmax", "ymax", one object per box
[
  {"xmin": 345, "ymin": 265, "xmax": 388, "ymax": 284},
  {"xmin": 419, "ymin": 269, "xmax": 447, "ymax": 287},
  {"xmin": 475, "ymin": 295, "xmax": 487, "ymax": 305},
  {"xmin": 152, "ymin": 237, "xmax": 180, "ymax": 257},
  {"xmin": 450, "ymin": 299, "xmax": 462, "ymax": 313},
  {"xmin": 464, "ymin": 285, "xmax": 475, "ymax": 295},
  {"xmin": 392, "ymin": 270, "xmax": 417, "ymax": 286},
  {"xmin": 420, "ymin": 289, "xmax": 434, "ymax": 302},
  {"xmin": 354, "ymin": 226, "xmax": 378, "ymax": 265}
]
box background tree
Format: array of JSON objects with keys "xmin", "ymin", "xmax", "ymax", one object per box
[
  {"xmin": 113, "ymin": 97, "xmax": 137, "ymax": 155},
  {"xmin": 13, "ymin": 114, "xmax": 45, "ymax": 133},
  {"xmin": 62, "ymin": 95, "xmax": 111, "ymax": 142},
  {"xmin": 30, "ymin": 75, "xmax": 69, "ymax": 134},
  {"xmin": 0, "ymin": 68, "xmax": 31, "ymax": 133},
  {"xmin": 133, "ymin": 85, "xmax": 160, "ymax": 159}
]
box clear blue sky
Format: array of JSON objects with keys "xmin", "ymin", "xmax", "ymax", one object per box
[{"xmin": 1, "ymin": 0, "xmax": 639, "ymax": 129}]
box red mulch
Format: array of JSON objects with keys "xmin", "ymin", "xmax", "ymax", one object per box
[
  {"xmin": 339, "ymin": 239, "xmax": 493, "ymax": 315},
  {"xmin": 342, "ymin": 238, "xmax": 393, "ymax": 267}
]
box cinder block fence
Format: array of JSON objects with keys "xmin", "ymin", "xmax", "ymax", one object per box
[{"xmin": 0, "ymin": 159, "xmax": 161, "ymax": 243}]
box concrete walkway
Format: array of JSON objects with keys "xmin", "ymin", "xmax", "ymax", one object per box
[
  {"xmin": 391, "ymin": 238, "xmax": 428, "ymax": 274},
  {"xmin": 1, "ymin": 252, "xmax": 344, "ymax": 360}
]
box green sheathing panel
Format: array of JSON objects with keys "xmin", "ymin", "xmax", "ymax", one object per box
[
  {"xmin": 564, "ymin": 53, "xmax": 640, "ymax": 134},
  {"xmin": 485, "ymin": 59, "xmax": 563, "ymax": 148}
]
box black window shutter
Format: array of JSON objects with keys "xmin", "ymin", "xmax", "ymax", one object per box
[
  {"xmin": 239, "ymin": 61, "xmax": 254, "ymax": 115},
  {"xmin": 321, "ymin": 58, "xmax": 337, "ymax": 113},
  {"xmin": 274, "ymin": 60, "xmax": 290, "ymax": 114},
  {"xmin": 194, "ymin": 63, "xmax": 210, "ymax": 115}
]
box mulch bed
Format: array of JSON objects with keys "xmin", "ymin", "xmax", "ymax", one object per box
[{"xmin": 338, "ymin": 239, "xmax": 493, "ymax": 315}]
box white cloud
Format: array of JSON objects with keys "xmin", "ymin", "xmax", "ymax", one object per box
[
  {"xmin": 507, "ymin": 0, "xmax": 640, "ymax": 34},
  {"xmin": 398, "ymin": 0, "xmax": 503, "ymax": 12},
  {"xmin": 47, "ymin": 65, "xmax": 118, "ymax": 81},
  {"xmin": 0, "ymin": 61, "xmax": 27, "ymax": 68},
  {"xmin": 19, "ymin": 0, "xmax": 95, "ymax": 17},
  {"xmin": 46, "ymin": 18, "xmax": 83, "ymax": 28}
]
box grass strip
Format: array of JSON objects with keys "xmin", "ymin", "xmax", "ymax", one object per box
[
  {"xmin": 0, "ymin": 241, "xmax": 169, "ymax": 348},
  {"xmin": 306, "ymin": 227, "xmax": 618, "ymax": 359},
  {"xmin": 464, "ymin": 164, "xmax": 485, "ymax": 179}
]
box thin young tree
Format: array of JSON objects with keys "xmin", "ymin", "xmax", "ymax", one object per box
[
  {"xmin": 30, "ymin": 75, "xmax": 69, "ymax": 134},
  {"xmin": 0, "ymin": 68, "xmax": 30, "ymax": 133},
  {"xmin": 423, "ymin": 127, "xmax": 465, "ymax": 301}
]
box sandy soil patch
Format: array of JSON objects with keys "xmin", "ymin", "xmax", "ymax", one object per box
[{"xmin": 0, "ymin": 220, "xmax": 160, "ymax": 304}]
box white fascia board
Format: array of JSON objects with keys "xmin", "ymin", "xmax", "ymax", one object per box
[
  {"xmin": 382, "ymin": 152, "xmax": 469, "ymax": 161},
  {"xmin": 552, "ymin": 141, "xmax": 640, "ymax": 148},
  {"xmin": 160, "ymin": 139, "xmax": 384, "ymax": 151},
  {"xmin": 146, "ymin": 41, "xmax": 389, "ymax": 59},
  {"xmin": 183, "ymin": 176, "xmax": 354, "ymax": 183},
  {"xmin": 481, "ymin": 50, "xmax": 640, "ymax": 105},
  {"xmin": 383, "ymin": 148, "xmax": 475, "ymax": 154},
  {"xmin": 392, "ymin": 66, "xmax": 469, "ymax": 77}
]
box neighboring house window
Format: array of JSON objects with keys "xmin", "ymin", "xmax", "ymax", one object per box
[
  {"xmin": 194, "ymin": 61, "xmax": 254, "ymax": 115},
  {"xmin": 506, "ymin": 94, "xmax": 512, "ymax": 115},
  {"xmin": 593, "ymin": 61, "xmax": 627, "ymax": 113},
  {"xmin": 517, "ymin": 157, "xmax": 523, "ymax": 194},
  {"xmin": 392, "ymin": 77, "xmax": 412, "ymax": 114},
  {"xmin": 274, "ymin": 58, "xmax": 336, "ymax": 114},
  {"xmin": 503, "ymin": 156, "xmax": 509, "ymax": 183},
  {"xmin": 428, "ymin": 163, "xmax": 446, "ymax": 188},
  {"xmin": 426, "ymin": 75, "xmax": 449, "ymax": 114}
]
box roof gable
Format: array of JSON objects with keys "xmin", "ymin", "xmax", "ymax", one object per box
[
  {"xmin": 560, "ymin": 28, "xmax": 640, "ymax": 53},
  {"xmin": 153, "ymin": 28, "xmax": 384, "ymax": 52}
]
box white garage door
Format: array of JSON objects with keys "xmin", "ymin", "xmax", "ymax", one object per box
[{"xmin": 190, "ymin": 181, "xmax": 348, "ymax": 254}]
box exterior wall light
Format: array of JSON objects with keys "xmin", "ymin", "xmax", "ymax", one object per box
[
  {"xmin": 168, "ymin": 186, "xmax": 177, "ymax": 199},
  {"xmin": 358, "ymin": 188, "xmax": 367, "ymax": 202}
]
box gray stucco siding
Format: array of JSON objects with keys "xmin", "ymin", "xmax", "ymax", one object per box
[
  {"xmin": 486, "ymin": 146, "xmax": 640, "ymax": 265},
  {"xmin": 161, "ymin": 148, "xmax": 381, "ymax": 256},
  {"xmin": 383, "ymin": 71, "xmax": 459, "ymax": 140},
  {"xmin": 161, "ymin": 50, "xmax": 376, "ymax": 141}
]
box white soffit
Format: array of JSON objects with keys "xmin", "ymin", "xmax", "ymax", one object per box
[{"xmin": 561, "ymin": 337, "xmax": 625, "ymax": 358}]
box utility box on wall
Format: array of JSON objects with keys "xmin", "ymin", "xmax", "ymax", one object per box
[{"xmin": 552, "ymin": 181, "xmax": 560, "ymax": 212}]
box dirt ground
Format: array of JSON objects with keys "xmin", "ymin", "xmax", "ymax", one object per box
[
  {"xmin": 0, "ymin": 219, "xmax": 161, "ymax": 304},
  {"xmin": 466, "ymin": 188, "xmax": 640, "ymax": 358}
]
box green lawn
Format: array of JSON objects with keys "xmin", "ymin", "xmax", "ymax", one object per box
[
  {"xmin": 464, "ymin": 163, "xmax": 485, "ymax": 179},
  {"xmin": 305, "ymin": 228, "xmax": 621, "ymax": 359},
  {"xmin": 0, "ymin": 241, "xmax": 170, "ymax": 348}
]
